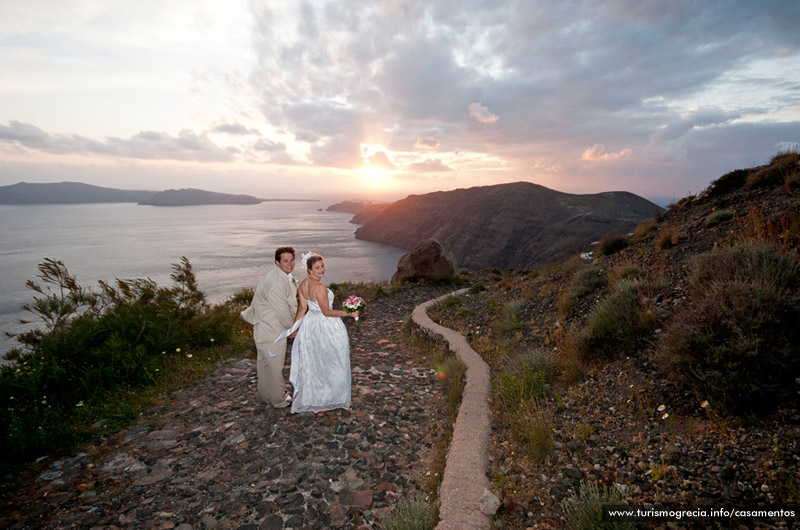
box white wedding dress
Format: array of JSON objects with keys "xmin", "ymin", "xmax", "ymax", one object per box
[{"xmin": 290, "ymin": 288, "xmax": 351, "ymax": 413}]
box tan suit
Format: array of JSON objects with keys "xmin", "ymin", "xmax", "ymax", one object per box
[{"xmin": 245, "ymin": 265, "xmax": 298, "ymax": 405}]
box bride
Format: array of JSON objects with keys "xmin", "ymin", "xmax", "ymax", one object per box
[{"xmin": 289, "ymin": 252, "xmax": 359, "ymax": 413}]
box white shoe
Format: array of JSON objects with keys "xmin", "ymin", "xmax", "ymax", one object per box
[{"xmin": 272, "ymin": 394, "xmax": 292, "ymax": 409}]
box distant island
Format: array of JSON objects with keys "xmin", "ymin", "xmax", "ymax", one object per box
[
  {"xmin": 329, "ymin": 181, "xmax": 665, "ymax": 270},
  {"xmin": 0, "ymin": 182, "xmax": 316, "ymax": 206}
]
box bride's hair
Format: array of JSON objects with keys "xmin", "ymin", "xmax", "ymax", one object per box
[{"xmin": 306, "ymin": 254, "xmax": 324, "ymax": 271}]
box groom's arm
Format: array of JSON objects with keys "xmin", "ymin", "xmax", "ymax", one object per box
[{"xmin": 266, "ymin": 281, "xmax": 296, "ymax": 330}]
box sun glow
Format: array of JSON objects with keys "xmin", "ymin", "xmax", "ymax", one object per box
[{"xmin": 362, "ymin": 165, "xmax": 389, "ymax": 186}]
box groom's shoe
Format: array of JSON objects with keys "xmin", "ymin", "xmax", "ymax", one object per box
[{"xmin": 272, "ymin": 395, "xmax": 292, "ymax": 409}]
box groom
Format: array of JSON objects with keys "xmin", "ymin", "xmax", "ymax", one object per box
[{"xmin": 242, "ymin": 247, "xmax": 298, "ymax": 408}]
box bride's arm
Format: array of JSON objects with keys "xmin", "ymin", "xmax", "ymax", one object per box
[
  {"xmin": 314, "ymin": 283, "xmax": 357, "ymax": 319},
  {"xmin": 294, "ymin": 281, "xmax": 309, "ymax": 322}
]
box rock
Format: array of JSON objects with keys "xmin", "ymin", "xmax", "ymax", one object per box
[
  {"xmin": 480, "ymin": 489, "xmax": 502, "ymax": 516},
  {"xmin": 391, "ymin": 238, "xmax": 457, "ymax": 282},
  {"xmin": 259, "ymin": 514, "xmax": 283, "ymax": 530},
  {"xmin": 351, "ymin": 489, "xmax": 373, "ymax": 509}
]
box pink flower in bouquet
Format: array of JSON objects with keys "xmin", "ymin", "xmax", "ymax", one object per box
[{"xmin": 342, "ymin": 295, "xmax": 366, "ymax": 323}]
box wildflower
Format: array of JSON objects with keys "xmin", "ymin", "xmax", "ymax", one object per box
[
  {"xmin": 662, "ymin": 413, "xmax": 669, "ymax": 420},
  {"xmin": 176, "ymin": 348, "xmax": 181, "ymax": 353},
  {"xmin": 187, "ymin": 354, "xmax": 193, "ymax": 359},
  {"xmin": 701, "ymin": 400, "xmax": 709, "ymax": 409},
  {"xmin": 76, "ymin": 401, "xmax": 84, "ymax": 407},
  {"xmin": 657, "ymin": 404, "xmax": 666, "ymax": 412},
  {"xmin": 162, "ymin": 351, "xmax": 166, "ymax": 355},
  {"xmin": 210, "ymin": 338, "xmax": 215, "ymax": 343}
]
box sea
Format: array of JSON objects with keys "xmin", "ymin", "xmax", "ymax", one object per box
[{"xmin": 0, "ymin": 201, "xmax": 407, "ymax": 356}]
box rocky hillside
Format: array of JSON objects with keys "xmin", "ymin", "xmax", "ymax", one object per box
[
  {"xmin": 351, "ymin": 182, "xmax": 663, "ymax": 270},
  {"xmin": 428, "ymin": 152, "xmax": 800, "ymax": 529}
]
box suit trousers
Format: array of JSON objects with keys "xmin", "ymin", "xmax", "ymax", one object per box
[{"xmin": 257, "ymin": 337, "xmax": 287, "ymax": 406}]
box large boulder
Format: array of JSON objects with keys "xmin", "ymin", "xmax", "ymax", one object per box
[{"xmin": 391, "ymin": 238, "xmax": 457, "ymax": 283}]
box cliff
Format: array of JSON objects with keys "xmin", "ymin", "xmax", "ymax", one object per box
[{"xmin": 353, "ymin": 181, "xmax": 664, "ymax": 270}]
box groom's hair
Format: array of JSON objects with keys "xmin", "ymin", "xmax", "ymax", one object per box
[{"xmin": 274, "ymin": 246, "xmax": 295, "ymax": 262}]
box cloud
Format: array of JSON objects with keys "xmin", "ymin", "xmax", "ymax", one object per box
[
  {"xmin": 581, "ymin": 144, "xmax": 633, "ymax": 162},
  {"xmin": 0, "ymin": 121, "xmax": 233, "ymax": 162},
  {"xmin": 366, "ymin": 150, "xmax": 395, "ymax": 170},
  {"xmin": 469, "ymin": 103, "xmax": 499, "ymax": 124},
  {"xmin": 408, "ymin": 158, "xmax": 453, "ymax": 172},
  {"xmin": 308, "ymin": 135, "xmax": 363, "ymax": 169},
  {"xmin": 415, "ymin": 137, "xmax": 440, "ymax": 149},
  {"xmin": 214, "ymin": 123, "xmax": 261, "ymax": 135}
]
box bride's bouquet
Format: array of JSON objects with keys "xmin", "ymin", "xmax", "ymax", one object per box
[{"xmin": 342, "ymin": 295, "xmax": 366, "ymax": 324}]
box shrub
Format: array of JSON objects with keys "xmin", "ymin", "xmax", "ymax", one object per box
[
  {"xmin": 557, "ymin": 265, "xmax": 605, "ymax": 317},
  {"xmin": 0, "ymin": 258, "xmax": 241, "ymax": 468},
  {"xmin": 748, "ymin": 151, "xmax": 800, "ymax": 188},
  {"xmin": 507, "ymin": 398, "xmax": 554, "ymax": 464},
  {"xmin": 577, "ymin": 281, "xmax": 658, "ymax": 360},
  {"xmin": 607, "ymin": 263, "xmax": 641, "ymax": 289},
  {"xmin": 655, "ymin": 225, "xmax": 683, "ymax": 251},
  {"xmin": 382, "ymin": 495, "xmax": 437, "ymax": 530},
  {"xmin": 633, "ymin": 218, "xmax": 658, "ymax": 240},
  {"xmin": 556, "ymin": 330, "xmax": 586, "ymax": 384},
  {"xmin": 596, "ymin": 232, "xmax": 630, "ymax": 257},
  {"xmin": 708, "ymin": 168, "xmax": 749, "ymax": 197},
  {"xmin": 436, "ymin": 355, "xmax": 467, "ymax": 410},
  {"xmin": 704, "ymin": 209, "xmax": 734, "ymax": 227},
  {"xmin": 658, "ymin": 241, "xmax": 800, "ymax": 415},
  {"xmin": 494, "ymin": 347, "xmax": 556, "ymax": 410},
  {"xmin": 494, "ymin": 298, "xmax": 526, "ymax": 336},
  {"xmin": 561, "ymin": 481, "xmax": 635, "ymax": 530},
  {"xmin": 469, "ymin": 283, "xmax": 487, "ymax": 294}
]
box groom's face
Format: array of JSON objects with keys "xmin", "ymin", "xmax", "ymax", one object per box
[{"xmin": 276, "ymin": 252, "xmax": 295, "ymax": 275}]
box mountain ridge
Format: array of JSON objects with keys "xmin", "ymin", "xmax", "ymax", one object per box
[
  {"xmin": 0, "ymin": 181, "xmax": 313, "ymax": 206},
  {"xmin": 349, "ymin": 181, "xmax": 664, "ymax": 270}
]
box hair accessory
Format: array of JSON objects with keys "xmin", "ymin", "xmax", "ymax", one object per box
[{"xmin": 300, "ymin": 251, "xmax": 317, "ymax": 270}]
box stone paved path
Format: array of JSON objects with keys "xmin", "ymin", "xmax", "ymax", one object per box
[{"xmin": 2, "ymin": 287, "xmax": 456, "ymax": 530}]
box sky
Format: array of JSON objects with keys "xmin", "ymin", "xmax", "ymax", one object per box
[{"xmin": 0, "ymin": 0, "xmax": 798, "ymax": 205}]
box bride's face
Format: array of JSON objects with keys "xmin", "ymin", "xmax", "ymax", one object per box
[{"xmin": 310, "ymin": 260, "xmax": 325, "ymax": 279}]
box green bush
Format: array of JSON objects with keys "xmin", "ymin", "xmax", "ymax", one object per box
[
  {"xmin": 658, "ymin": 241, "xmax": 800, "ymax": 415},
  {"xmin": 494, "ymin": 298, "xmax": 526, "ymax": 335},
  {"xmin": 494, "ymin": 347, "xmax": 556, "ymax": 410},
  {"xmin": 0, "ymin": 258, "xmax": 241, "ymax": 467},
  {"xmin": 436, "ymin": 355, "xmax": 467, "ymax": 410},
  {"xmin": 561, "ymin": 481, "xmax": 635, "ymax": 530},
  {"xmin": 704, "ymin": 209, "xmax": 734, "ymax": 227},
  {"xmin": 469, "ymin": 283, "xmax": 487, "ymax": 294},
  {"xmin": 577, "ymin": 281, "xmax": 657, "ymax": 359},
  {"xmin": 382, "ymin": 495, "xmax": 436, "ymax": 530},
  {"xmin": 558, "ymin": 265, "xmax": 605, "ymax": 317}
]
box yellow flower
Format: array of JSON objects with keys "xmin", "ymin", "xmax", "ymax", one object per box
[
  {"xmin": 187, "ymin": 354, "xmax": 193, "ymax": 359},
  {"xmin": 662, "ymin": 413, "xmax": 669, "ymax": 420},
  {"xmin": 657, "ymin": 404, "xmax": 666, "ymax": 412},
  {"xmin": 176, "ymin": 348, "xmax": 181, "ymax": 353},
  {"xmin": 701, "ymin": 400, "xmax": 709, "ymax": 408},
  {"xmin": 76, "ymin": 401, "xmax": 84, "ymax": 407}
]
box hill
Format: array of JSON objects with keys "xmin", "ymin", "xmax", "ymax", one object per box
[
  {"xmin": 0, "ymin": 181, "xmax": 155, "ymax": 204},
  {"xmin": 139, "ymin": 188, "xmax": 262, "ymax": 206},
  {"xmin": 0, "ymin": 181, "xmax": 287, "ymax": 206},
  {"xmin": 427, "ymin": 152, "xmax": 800, "ymax": 528},
  {"xmin": 351, "ymin": 181, "xmax": 663, "ymax": 270}
]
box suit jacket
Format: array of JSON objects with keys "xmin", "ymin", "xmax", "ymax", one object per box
[{"xmin": 242, "ymin": 265, "xmax": 298, "ymax": 348}]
